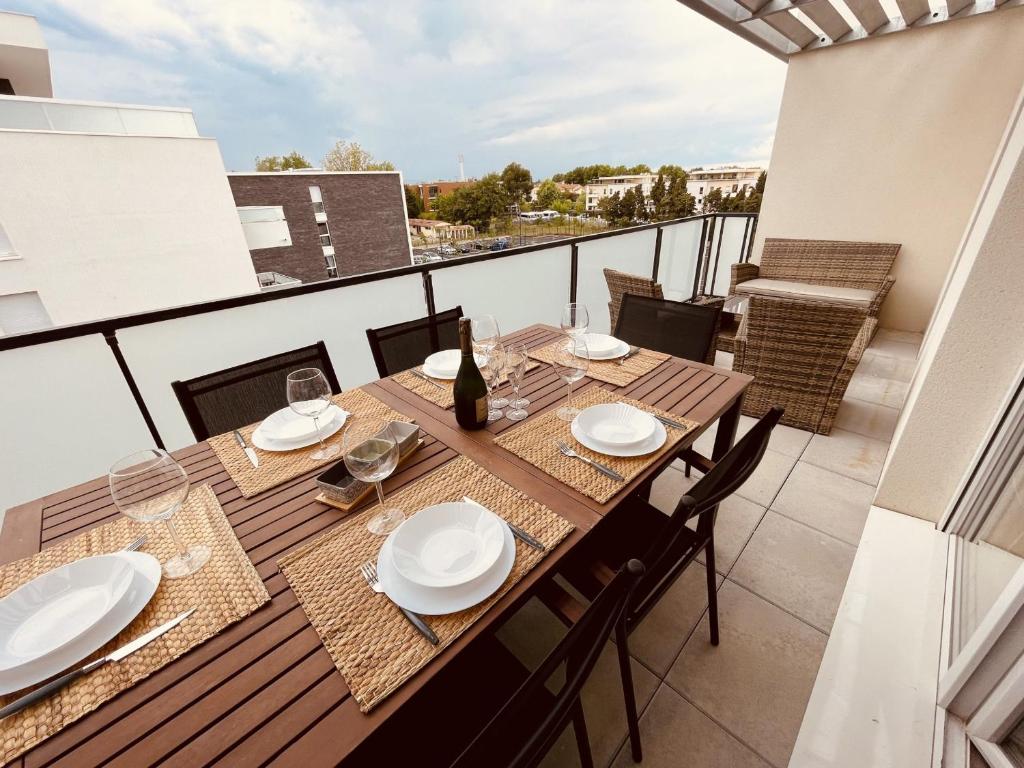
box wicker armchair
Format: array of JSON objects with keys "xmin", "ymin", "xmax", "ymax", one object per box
[
  {"xmin": 604, "ymin": 268, "xmax": 663, "ymax": 332},
  {"xmin": 733, "ymin": 294, "xmax": 875, "ymax": 435},
  {"xmin": 729, "ymin": 238, "xmax": 900, "ymax": 318}
]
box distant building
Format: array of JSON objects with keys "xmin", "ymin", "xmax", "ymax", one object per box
[
  {"xmin": 0, "ymin": 11, "xmax": 258, "ymax": 333},
  {"xmin": 228, "ymin": 171, "xmax": 413, "ymax": 283},
  {"xmin": 686, "ymin": 165, "xmax": 764, "ymax": 208},
  {"xmin": 416, "ymin": 180, "xmax": 476, "ymax": 212},
  {"xmin": 583, "ymin": 174, "xmax": 657, "ymax": 212},
  {"xmin": 408, "ymin": 219, "xmax": 475, "ymax": 244}
]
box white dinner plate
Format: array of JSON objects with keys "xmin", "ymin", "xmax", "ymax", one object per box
[
  {"xmin": 422, "ymin": 350, "xmax": 486, "ymax": 380},
  {"xmin": 579, "ymin": 333, "xmax": 622, "ymax": 356},
  {"xmin": 0, "ymin": 554, "xmax": 137, "ymax": 673},
  {"xmin": 377, "ymin": 523, "xmax": 515, "ymax": 615},
  {"xmin": 0, "ymin": 551, "xmax": 161, "ymax": 695},
  {"xmin": 575, "ymin": 403, "xmax": 658, "ymax": 448},
  {"xmin": 576, "ymin": 336, "xmax": 630, "ymax": 361},
  {"xmin": 391, "ymin": 502, "xmax": 505, "ymax": 588},
  {"xmin": 258, "ymin": 404, "xmax": 344, "ymax": 442},
  {"xmin": 571, "ymin": 416, "xmax": 667, "ymax": 457},
  {"xmin": 252, "ymin": 407, "xmax": 347, "ymax": 452}
]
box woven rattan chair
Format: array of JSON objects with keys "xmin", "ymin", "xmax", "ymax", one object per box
[
  {"xmin": 614, "ymin": 294, "xmax": 720, "ymax": 365},
  {"xmin": 365, "ymin": 306, "xmax": 463, "ymax": 378},
  {"xmin": 734, "ymin": 294, "xmax": 875, "ymax": 434},
  {"xmin": 729, "ymin": 237, "xmax": 900, "ymax": 318},
  {"xmin": 603, "ymin": 268, "xmax": 663, "ymax": 332},
  {"xmin": 171, "ymin": 341, "xmax": 340, "ymax": 441}
]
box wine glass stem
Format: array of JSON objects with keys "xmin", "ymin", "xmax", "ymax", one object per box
[
  {"xmin": 374, "ymin": 481, "xmax": 387, "ymax": 507},
  {"xmin": 164, "ymin": 518, "xmax": 191, "ymax": 562},
  {"xmin": 566, "ymin": 379, "xmax": 574, "ymax": 405},
  {"xmin": 313, "ymin": 416, "xmax": 326, "ymax": 451}
]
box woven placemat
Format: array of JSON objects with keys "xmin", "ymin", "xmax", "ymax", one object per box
[
  {"xmin": 278, "ymin": 455, "xmax": 574, "ymax": 713},
  {"xmin": 0, "ymin": 484, "xmax": 269, "ymax": 764},
  {"xmin": 209, "ymin": 388, "xmax": 410, "ymax": 498},
  {"xmin": 493, "ymin": 387, "xmax": 698, "ymax": 503},
  {"xmin": 529, "ymin": 341, "xmax": 670, "ymax": 387},
  {"xmin": 392, "ymin": 360, "xmax": 540, "ymax": 409}
]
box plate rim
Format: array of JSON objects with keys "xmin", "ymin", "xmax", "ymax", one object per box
[
  {"xmin": 252, "ymin": 407, "xmax": 346, "ymax": 452},
  {"xmin": 574, "ymin": 403, "xmax": 658, "ymax": 448},
  {"xmin": 257, "ymin": 403, "xmax": 342, "ymax": 443},
  {"xmin": 570, "ymin": 416, "xmax": 667, "ymax": 457}
]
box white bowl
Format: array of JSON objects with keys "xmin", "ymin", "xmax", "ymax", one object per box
[
  {"xmin": 575, "ymin": 403, "xmax": 658, "ymax": 448},
  {"xmin": 0, "ymin": 553, "xmax": 137, "ymax": 673},
  {"xmin": 391, "ymin": 502, "xmax": 506, "ymax": 588},
  {"xmin": 580, "ymin": 333, "xmax": 623, "ymax": 356},
  {"xmin": 424, "ymin": 349, "xmax": 462, "ymax": 377},
  {"xmin": 571, "ymin": 416, "xmax": 667, "ymax": 458}
]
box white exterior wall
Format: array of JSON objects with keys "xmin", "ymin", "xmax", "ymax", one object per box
[
  {"xmin": 584, "ymin": 174, "xmax": 657, "ymax": 211},
  {"xmin": 686, "ymin": 166, "xmax": 762, "ymax": 207},
  {"xmin": 0, "ymin": 11, "xmax": 51, "ymax": 98},
  {"xmin": 0, "ymin": 130, "xmax": 258, "ymax": 329}
]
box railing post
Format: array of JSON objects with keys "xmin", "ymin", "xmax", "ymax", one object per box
[
  {"xmin": 570, "ymin": 243, "xmax": 579, "ymax": 303},
  {"xmin": 691, "ymin": 217, "xmax": 709, "ymax": 301},
  {"xmin": 422, "ymin": 271, "xmax": 436, "ymax": 316},
  {"xmin": 710, "ymin": 215, "xmax": 726, "ymax": 296},
  {"xmin": 103, "ymin": 330, "xmax": 165, "ymax": 449},
  {"xmin": 651, "ymin": 226, "xmax": 663, "ymax": 282},
  {"xmin": 745, "ymin": 215, "xmax": 759, "ymax": 262},
  {"xmin": 739, "ymin": 217, "xmax": 751, "ymax": 264}
]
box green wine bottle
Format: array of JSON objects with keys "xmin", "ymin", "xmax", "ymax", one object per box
[{"xmin": 454, "ymin": 317, "xmax": 489, "ymax": 430}]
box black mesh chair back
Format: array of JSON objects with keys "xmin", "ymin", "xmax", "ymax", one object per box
[
  {"xmin": 629, "ymin": 406, "xmax": 783, "ymax": 628},
  {"xmin": 365, "ymin": 306, "xmax": 464, "ymax": 378},
  {"xmin": 171, "ymin": 341, "xmax": 340, "ymax": 442},
  {"xmin": 452, "ymin": 560, "xmax": 645, "ymax": 768},
  {"xmin": 614, "ymin": 294, "xmax": 721, "ymax": 364}
]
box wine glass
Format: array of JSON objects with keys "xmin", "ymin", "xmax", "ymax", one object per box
[
  {"xmin": 109, "ymin": 449, "xmax": 210, "ymax": 579},
  {"xmin": 478, "ymin": 342, "xmax": 507, "ymax": 422},
  {"xmin": 560, "ymin": 303, "xmax": 590, "ymax": 338},
  {"xmin": 505, "ymin": 343, "xmax": 530, "ymax": 421},
  {"xmin": 342, "ymin": 417, "xmax": 404, "ymax": 535},
  {"xmin": 471, "ymin": 314, "xmax": 501, "ymax": 353},
  {"xmin": 286, "ymin": 368, "xmax": 340, "ymax": 461},
  {"xmin": 552, "ymin": 335, "xmax": 589, "ymax": 422}
]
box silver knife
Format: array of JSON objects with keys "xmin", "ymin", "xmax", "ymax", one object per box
[
  {"xmin": 463, "ymin": 496, "xmax": 545, "ymax": 551},
  {"xmin": 653, "ymin": 414, "xmax": 688, "ymax": 431},
  {"xmin": 0, "ymin": 608, "xmax": 196, "ymax": 720},
  {"xmin": 617, "ymin": 345, "xmax": 641, "ymax": 365},
  {"xmin": 409, "ymin": 368, "xmax": 446, "ymax": 391},
  {"xmin": 233, "ymin": 429, "xmax": 259, "ymax": 468}
]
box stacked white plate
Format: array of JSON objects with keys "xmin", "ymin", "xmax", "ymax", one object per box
[
  {"xmin": 0, "ymin": 551, "xmax": 161, "ymax": 694},
  {"xmin": 422, "ymin": 350, "xmax": 486, "ymax": 380},
  {"xmin": 571, "ymin": 402, "xmax": 667, "ymax": 457},
  {"xmin": 251, "ymin": 404, "xmax": 348, "ymax": 452},
  {"xmin": 376, "ymin": 500, "xmax": 515, "ymax": 614},
  {"xmin": 577, "ymin": 333, "xmax": 630, "ymax": 360}
]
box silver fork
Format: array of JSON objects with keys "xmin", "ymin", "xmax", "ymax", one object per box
[
  {"xmin": 359, "ymin": 561, "xmax": 439, "ymax": 645},
  {"xmin": 555, "ymin": 440, "xmax": 625, "ymax": 481},
  {"xmin": 617, "ymin": 345, "xmax": 640, "ymax": 365},
  {"xmin": 123, "ymin": 535, "xmax": 147, "ymax": 552}
]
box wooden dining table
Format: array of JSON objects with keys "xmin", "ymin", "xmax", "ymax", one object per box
[{"xmin": 0, "ymin": 323, "xmax": 751, "ymax": 768}]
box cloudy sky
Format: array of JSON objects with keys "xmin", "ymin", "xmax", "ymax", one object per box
[{"xmin": 17, "ymin": 1, "xmax": 787, "ymax": 181}]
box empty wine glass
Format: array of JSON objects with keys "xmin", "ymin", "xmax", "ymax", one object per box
[
  {"xmin": 553, "ymin": 335, "xmax": 589, "ymax": 422},
  {"xmin": 109, "ymin": 449, "xmax": 210, "ymax": 579},
  {"xmin": 478, "ymin": 342, "xmax": 507, "ymax": 422},
  {"xmin": 505, "ymin": 343, "xmax": 530, "ymax": 421},
  {"xmin": 560, "ymin": 303, "xmax": 590, "ymax": 338},
  {"xmin": 286, "ymin": 368, "xmax": 340, "ymax": 461},
  {"xmin": 471, "ymin": 314, "xmax": 501, "ymax": 353},
  {"xmin": 342, "ymin": 417, "xmax": 404, "ymax": 535}
]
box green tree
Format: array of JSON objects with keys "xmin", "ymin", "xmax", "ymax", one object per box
[
  {"xmin": 650, "ymin": 174, "xmax": 667, "ymax": 218},
  {"xmin": 755, "ymin": 170, "xmax": 767, "ymax": 194},
  {"xmin": 500, "ymin": 162, "xmax": 533, "ymax": 203},
  {"xmin": 322, "ymin": 140, "xmax": 395, "ymax": 171},
  {"xmin": 703, "ymin": 187, "xmax": 724, "ymax": 213},
  {"xmin": 404, "ymin": 185, "xmax": 423, "ymax": 218},
  {"xmin": 534, "ymin": 179, "xmax": 562, "ymax": 209},
  {"xmin": 435, "ymin": 173, "xmax": 509, "ymax": 232},
  {"xmin": 627, "ymin": 163, "xmax": 651, "ymax": 174},
  {"xmin": 633, "ymin": 185, "xmax": 648, "ymax": 222},
  {"xmin": 254, "ymin": 151, "xmax": 312, "ymax": 171}
]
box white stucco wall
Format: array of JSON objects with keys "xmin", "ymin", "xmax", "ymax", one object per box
[
  {"xmin": 0, "ymin": 130, "xmax": 258, "ymax": 328},
  {"xmin": 875, "ymin": 83, "xmax": 1024, "ymax": 522},
  {"xmin": 754, "ymin": 9, "xmax": 1024, "ymax": 332}
]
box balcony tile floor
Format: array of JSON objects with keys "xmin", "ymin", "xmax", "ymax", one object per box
[{"xmin": 496, "ymin": 328, "xmax": 922, "ymax": 768}]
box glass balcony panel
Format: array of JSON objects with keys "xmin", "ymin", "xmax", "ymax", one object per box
[
  {"xmin": 0, "ymin": 98, "xmax": 49, "ymax": 129},
  {"xmin": 658, "ymin": 220, "xmax": 704, "ymax": 301},
  {"xmin": 708, "ymin": 216, "xmax": 750, "ymax": 295},
  {"xmin": 576, "ymin": 229, "xmax": 658, "ymax": 333},
  {"xmin": 118, "ymin": 107, "xmax": 198, "ymax": 137},
  {"xmin": 44, "ymin": 103, "xmax": 124, "ymax": 133}
]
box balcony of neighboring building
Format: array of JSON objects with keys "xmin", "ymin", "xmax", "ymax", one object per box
[
  {"xmin": 0, "ymin": 10, "xmax": 51, "ymax": 98},
  {"xmin": 0, "ymin": 94, "xmax": 199, "ymax": 137}
]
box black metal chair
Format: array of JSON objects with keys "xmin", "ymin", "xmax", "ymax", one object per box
[
  {"xmin": 171, "ymin": 341, "xmax": 340, "ymax": 441},
  {"xmin": 365, "ymin": 305, "xmax": 464, "ymax": 378},
  {"xmin": 540, "ymin": 406, "xmax": 784, "ymax": 762},
  {"xmin": 614, "ymin": 293, "xmax": 721, "ymax": 365},
  {"xmin": 452, "ymin": 560, "xmax": 645, "ymax": 768}
]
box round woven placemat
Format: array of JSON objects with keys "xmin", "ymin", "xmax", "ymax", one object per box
[
  {"xmin": 0, "ymin": 484, "xmax": 269, "ymax": 764},
  {"xmin": 277, "ymin": 454, "xmax": 574, "ymax": 713},
  {"xmin": 208, "ymin": 388, "xmax": 410, "ymax": 498},
  {"xmin": 493, "ymin": 387, "xmax": 698, "ymax": 503},
  {"xmin": 528, "ymin": 341, "xmax": 670, "ymax": 387},
  {"xmin": 392, "ymin": 360, "xmax": 541, "ymax": 410}
]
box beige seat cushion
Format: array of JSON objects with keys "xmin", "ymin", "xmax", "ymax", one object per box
[{"xmin": 734, "ymin": 278, "xmax": 874, "ymax": 308}]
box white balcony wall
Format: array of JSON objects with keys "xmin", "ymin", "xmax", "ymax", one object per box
[
  {"xmin": 575, "ymin": 229, "xmax": 658, "ymax": 334},
  {"xmin": 0, "ymin": 12, "xmax": 52, "ymax": 97},
  {"xmin": 431, "ymin": 247, "xmax": 572, "ymax": 335},
  {"xmin": 0, "ymin": 96, "xmax": 199, "ymax": 137},
  {"xmin": 658, "ymin": 220, "xmax": 704, "ymax": 300},
  {"xmin": 117, "ymin": 273, "xmax": 427, "ymax": 450},
  {"xmin": 0, "ymin": 335, "xmax": 155, "ymax": 515}
]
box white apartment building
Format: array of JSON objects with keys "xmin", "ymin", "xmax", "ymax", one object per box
[
  {"xmin": 583, "ymin": 173, "xmax": 657, "ymax": 211},
  {"xmin": 0, "ymin": 12, "xmax": 258, "ymax": 334},
  {"xmin": 686, "ymin": 164, "xmax": 764, "ymax": 207}
]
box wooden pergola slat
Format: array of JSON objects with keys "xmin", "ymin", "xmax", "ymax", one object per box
[
  {"xmin": 895, "ymin": 0, "xmax": 932, "ymax": 24},
  {"xmin": 763, "ymin": 8, "xmax": 821, "ymax": 46},
  {"xmin": 842, "ymin": 0, "xmax": 891, "ymax": 32},
  {"xmin": 801, "ymin": 0, "xmax": 854, "ymax": 39}
]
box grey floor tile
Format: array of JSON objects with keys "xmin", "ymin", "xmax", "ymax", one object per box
[
  {"xmin": 610, "ymin": 684, "xmax": 771, "ymax": 768},
  {"xmin": 734, "ymin": 449, "xmax": 797, "ymax": 508},
  {"xmin": 667, "ymin": 581, "xmax": 827, "ymax": 768},
  {"xmin": 802, "ymin": 428, "xmax": 889, "ymax": 485},
  {"xmin": 771, "ymin": 461, "xmax": 874, "ymax": 546},
  {"xmin": 692, "ymin": 494, "xmax": 766, "ymax": 574},
  {"xmin": 729, "ymin": 512, "xmax": 856, "ymax": 633},
  {"xmin": 855, "ymin": 351, "xmax": 916, "ymax": 383},
  {"xmin": 649, "ymin": 466, "xmax": 698, "ymax": 514},
  {"xmin": 845, "ymin": 373, "xmax": 910, "ymax": 409},
  {"xmin": 834, "ymin": 398, "xmax": 899, "ymax": 442},
  {"xmin": 874, "ymin": 328, "xmax": 924, "ymax": 346},
  {"xmin": 678, "ymin": 415, "xmax": 811, "ymax": 464},
  {"xmin": 865, "ymin": 338, "xmax": 920, "ymax": 360}
]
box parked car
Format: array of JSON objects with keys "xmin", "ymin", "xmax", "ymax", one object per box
[
  {"xmin": 458, "ymin": 243, "xmax": 474, "ymax": 253},
  {"xmin": 472, "ymin": 241, "xmax": 487, "ymax": 250},
  {"xmin": 438, "ymin": 244, "xmax": 457, "ymax": 256},
  {"xmin": 489, "ymin": 237, "xmax": 511, "ymax": 251}
]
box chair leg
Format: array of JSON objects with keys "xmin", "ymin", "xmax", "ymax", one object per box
[
  {"xmin": 684, "ymin": 462, "xmax": 692, "ymax": 478},
  {"xmin": 572, "ymin": 697, "xmax": 595, "ymax": 768},
  {"xmin": 705, "ymin": 537, "xmax": 720, "ymax": 646},
  {"xmin": 615, "ymin": 621, "xmax": 643, "ymax": 762}
]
